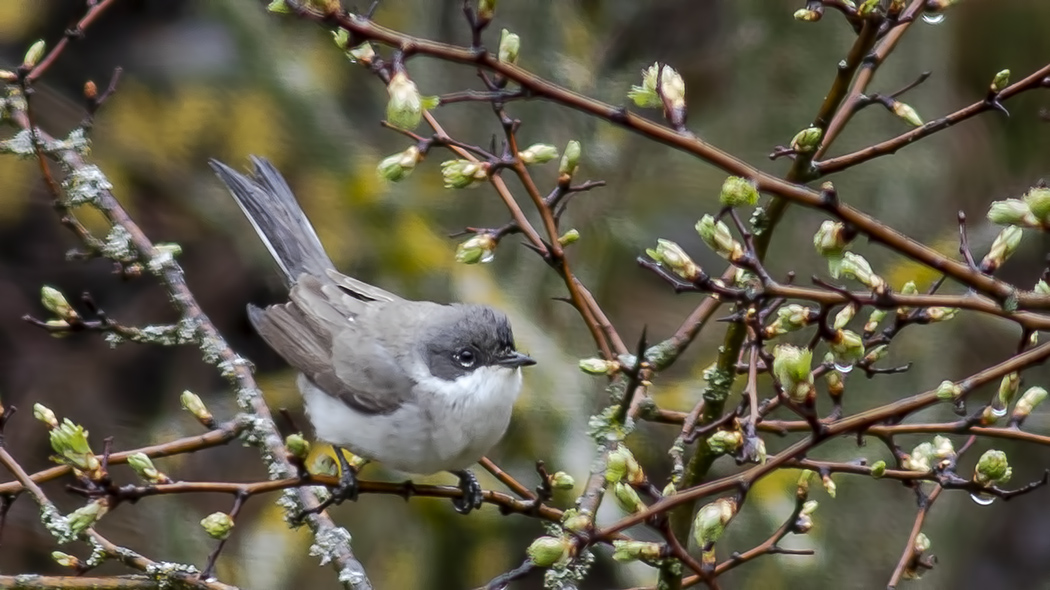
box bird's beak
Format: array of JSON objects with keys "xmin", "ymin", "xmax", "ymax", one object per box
[{"xmin": 498, "ymin": 351, "xmax": 536, "ymax": 368}]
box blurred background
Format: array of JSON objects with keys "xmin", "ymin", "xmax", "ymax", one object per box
[{"xmin": 1, "ymin": 0, "xmax": 1050, "ymax": 588}]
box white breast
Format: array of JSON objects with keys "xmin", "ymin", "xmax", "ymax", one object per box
[{"xmin": 300, "ymin": 366, "xmax": 522, "ymax": 475}]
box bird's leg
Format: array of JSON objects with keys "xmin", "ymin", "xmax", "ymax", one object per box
[
  {"xmin": 451, "ymin": 469, "xmax": 484, "ymax": 515},
  {"xmin": 292, "ymin": 447, "xmax": 361, "ymax": 524}
]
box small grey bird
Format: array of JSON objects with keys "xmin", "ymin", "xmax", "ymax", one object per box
[{"xmin": 210, "ymin": 156, "xmax": 535, "ymax": 514}]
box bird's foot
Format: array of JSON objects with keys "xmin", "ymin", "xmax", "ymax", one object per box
[
  {"xmin": 292, "ymin": 447, "xmax": 360, "ymax": 524},
  {"xmin": 452, "ymin": 469, "xmax": 484, "ymax": 515}
]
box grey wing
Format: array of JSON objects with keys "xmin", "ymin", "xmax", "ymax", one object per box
[{"xmin": 247, "ymin": 278, "xmax": 414, "ymax": 415}]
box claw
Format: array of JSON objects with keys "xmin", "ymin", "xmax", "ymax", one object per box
[
  {"xmin": 452, "ymin": 469, "xmax": 484, "ymax": 515},
  {"xmin": 292, "ymin": 447, "xmax": 360, "ymax": 523}
]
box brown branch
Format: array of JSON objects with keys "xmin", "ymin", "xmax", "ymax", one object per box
[
  {"xmin": 24, "ymin": 0, "xmax": 122, "ymax": 83},
  {"xmin": 0, "ymin": 575, "xmax": 166, "ymax": 589}
]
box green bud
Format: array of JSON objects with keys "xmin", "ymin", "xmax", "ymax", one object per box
[
  {"xmin": 707, "ymin": 430, "xmax": 743, "ymax": 455},
  {"xmin": 870, "ymin": 460, "xmax": 887, "ymax": 478},
  {"xmin": 440, "ymin": 159, "xmax": 489, "ymax": 189},
  {"xmin": 612, "ymin": 540, "xmax": 663, "ymax": 563},
  {"xmin": 772, "ymin": 345, "xmax": 815, "ymax": 403},
  {"xmin": 990, "ymin": 69, "xmax": 1011, "ymax": 93},
  {"xmin": 890, "ymin": 100, "xmax": 923, "ymax": 127},
  {"xmin": 864, "ymin": 308, "xmax": 886, "ymax": 334},
  {"xmin": 33, "ymin": 403, "xmax": 58, "ymax": 429},
  {"xmin": 797, "ymin": 469, "xmax": 815, "ymax": 497},
  {"xmin": 829, "ymin": 329, "xmax": 864, "ymax": 367},
  {"xmin": 498, "ymin": 29, "xmax": 519, "ymax": 64},
  {"xmin": 180, "ymin": 390, "xmax": 213, "ymax": 426},
  {"xmin": 657, "ymin": 64, "xmax": 686, "ymax": 111},
  {"xmin": 987, "ymin": 199, "xmax": 1036, "ymax": 226},
  {"xmin": 628, "ymin": 62, "xmax": 670, "ymax": 109},
  {"xmin": 793, "ymin": 8, "xmax": 821, "ymax": 21},
  {"xmin": 719, "ymin": 176, "xmax": 759, "ymax": 207},
  {"xmin": 41, "ymin": 286, "xmax": 76, "ymax": 320},
  {"xmin": 935, "ymin": 379, "xmax": 962, "ymax": 401},
  {"xmin": 693, "ymin": 498, "xmax": 736, "ymax": 548},
  {"xmin": 858, "ymin": 0, "xmax": 881, "ymax": 17},
  {"xmin": 49, "ymin": 419, "xmax": 101, "ymax": 476},
  {"xmin": 68, "ymin": 499, "xmax": 108, "ymax": 536},
  {"xmin": 1036, "ymin": 280, "xmax": 1050, "ymax": 296},
  {"xmin": 526, "ymin": 535, "xmax": 570, "ymax": 567},
  {"xmin": 925, "ymin": 307, "xmax": 958, "ymax": 323},
  {"xmin": 613, "ymin": 484, "xmax": 642, "ymax": 515},
  {"xmin": 558, "ymin": 229, "xmax": 580, "ymax": 246},
  {"xmin": 790, "ymin": 127, "xmax": 823, "ymax": 153},
  {"xmin": 347, "ymin": 42, "xmax": 375, "ymax": 64},
  {"xmin": 386, "ymin": 72, "xmax": 423, "ymax": 130},
  {"xmin": 478, "ymin": 0, "xmax": 497, "ymax": 21},
  {"xmin": 914, "ymin": 532, "xmax": 931, "ymax": 553},
  {"xmin": 839, "ymin": 252, "xmax": 885, "ymax": 292},
  {"xmin": 1012, "ymin": 386, "xmax": 1048, "ymax": 424},
  {"xmin": 833, "ymin": 304, "xmax": 856, "ymax": 330},
  {"xmin": 981, "ymin": 226, "xmax": 1024, "ymax": 272},
  {"xmin": 51, "ymin": 551, "xmax": 80, "ymax": 568},
  {"xmin": 646, "ymin": 239, "xmax": 702, "ymax": 281},
  {"xmin": 562, "ymin": 511, "xmax": 592, "ymax": 533},
  {"xmin": 579, "ymin": 357, "xmax": 619, "ymax": 376},
  {"xmin": 549, "ymin": 471, "xmax": 575, "ymax": 490},
  {"xmin": 128, "ymin": 452, "xmax": 167, "ymax": 484},
  {"xmin": 974, "ymin": 449, "xmax": 1012, "ymax": 486},
  {"xmin": 932, "ymin": 435, "xmax": 955, "ymax": 461},
  {"xmin": 822, "ymin": 474, "xmax": 836, "ymax": 498},
  {"xmin": 998, "ymin": 373, "xmax": 1020, "ymax": 408},
  {"xmin": 753, "ymin": 437, "xmax": 768, "ymax": 465},
  {"xmin": 765, "ymin": 304, "xmax": 813, "ymax": 338},
  {"xmin": 285, "ymin": 433, "xmax": 311, "ymax": 461},
  {"xmin": 794, "ymin": 499, "xmax": 818, "ymax": 533},
  {"xmin": 267, "ymin": 0, "xmax": 291, "ymax": 13},
  {"xmin": 23, "ymin": 40, "xmax": 46, "ymax": 69},
  {"xmin": 904, "ymin": 442, "xmax": 933, "ymax": 473},
  {"xmin": 605, "ymin": 444, "xmax": 643, "ymax": 484},
  {"xmin": 455, "ymin": 233, "xmax": 497, "ymax": 264},
  {"xmin": 332, "ymin": 28, "xmax": 350, "ymax": 50},
  {"xmin": 559, "ymin": 140, "xmax": 581, "ymax": 177},
  {"xmin": 200, "ymin": 512, "xmax": 235, "ymax": 540},
  {"xmin": 1024, "ymin": 187, "xmax": 1050, "ymax": 223},
  {"xmin": 311, "ymin": 453, "xmax": 339, "ymax": 477},
  {"xmin": 696, "ymin": 215, "xmax": 744, "ymax": 261},
  {"xmin": 376, "ymin": 146, "xmax": 422, "ymax": 182},
  {"xmin": 0, "ymin": 70, "xmax": 17, "ymax": 83},
  {"xmin": 518, "ymin": 143, "xmax": 559, "ymax": 165},
  {"xmin": 862, "ymin": 344, "xmax": 888, "ymax": 366},
  {"xmin": 814, "ymin": 221, "xmax": 850, "ymax": 275}
]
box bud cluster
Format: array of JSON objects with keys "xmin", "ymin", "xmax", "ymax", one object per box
[
  {"xmin": 628, "ymin": 62, "xmax": 686, "ymax": 114},
  {"xmin": 987, "ymin": 186, "xmax": 1050, "ymax": 229},
  {"xmin": 772, "ymin": 344, "xmax": 815, "ymax": 403}
]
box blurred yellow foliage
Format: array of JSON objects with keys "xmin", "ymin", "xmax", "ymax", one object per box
[
  {"xmin": 0, "ymin": 0, "xmax": 41, "ymax": 42},
  {"xmin": 884, "ymin": 232, "xmax": 958, "ymax": 290},
  {"xmin": 0, "ymin": 156, "xmax": 33, "ymax": 226}
]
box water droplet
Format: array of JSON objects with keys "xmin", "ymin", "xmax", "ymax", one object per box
[
  {"xmin": 922, "ymin": 13, "xmax": 945, "ymax": 25},
  {"xmin": 480, "ymin": 251, "xmax": 495, "ymax": 264},
  {"xmin": 969, "ymin": 492, "xmax": 995, "ymax": 506},
  {"xmin": 834, "ymin": 362, "xmax": 854, "ymax": 374},
  {"xmin": 990, "ymin": 405, "xmax": 1008, "ymax": 418}
]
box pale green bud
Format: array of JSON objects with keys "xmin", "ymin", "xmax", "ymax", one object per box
[
  {"xmin": 51, "ymin": 551, "xmax": 80, "ymax": 568},
  {"xmin": 833, "ymin": 304, "xmax": 856, "ymax": 330},
  {"xmin": 285, "ymin": 433, "xmax": 311, "ymax": 461},
  {"xmin": 914, "ymin": 533, "xmax": 931, "ymax": 553},
  {"xmin": 562, "ymin": 511, "xmax": 592, "ymax": 533},
  {"xmin": 0, "ymin": 70, "xmax": 16, "ymax": 83},
  {"xmin": 606, "ymin": 444, "xmax": 644, "ymax": 484},
  {"xmin": 870, "ymin": 460, "xmax": 887, "ymax": 478},
  {"xmin": 1036, "ymin": 280, "xmax": 1050, "ymax": 296},
  {"xmin": 862, "ymin": 344, "xmax": 888, "ymax": 365},
  {"xmin": 814, "ymin": 221, "xmax": 850, "ymax": 277},
  {"xmin": 579, "ymin": 357, "xmax": 619, "ymax": 376},
  {"xmin": 347, "ymin": 42, "xmax": 375, "ymax": 64},
  {"xmin": 527, "ymin": 536, "xmax": 570, "ymax": 567},
  {"xmin": 612, "ymin": 540, "xmax": 663, "ymax": 563},
  {"xmin": 932, "ymin": 435, "xmax": 955, "ymax": 461},
  {"xmin": 696, "ymin": 215, "xmax": 743, "ymax": 261},
  {"xmin": 981, "ymin": 226, "xmax": 1023, "ymax": 272},
  {"xmin": 658, "ymin": 65, "xmax": 686, "ymax": 111},
  {"xmin": 935, "ymin": 379, "xmax": 962, "ymax": 400},
  {"xmin": 998, "ymin": 373, "xmax": 1020, "ymax": 408},
  {"xmin": 900, "ymin": 281, "xmax": 918, "ymax": 296},
  {"xmin": 41, "ymin": 286, "xmax": 76, "ymax": 320},
  {"xmin": 518, "ymin": 143, "xmax": 559, "ymax": 165},
  {"xmin": 707, "ymin": 430, "xmax": 743, "ymax": 455},
  {"xmin": 440, "ymin": 159, "xmax": 489, "ymax": 189},
  {"xmin": 865, "ymin": 308, "xmax": 887, "ymax": 334},
  {"xmin": 974, "ymin": 449, "xmax": 1011, "ymax": 486},
  {"xmin": 200, "ymin": 512, "xmax": 235, "ymax": 540},
  {"xmin": 825, "ymin": 356, "xmax": 844, "ymax": 400},
  {"xmin": 267, "ymin": 0, "xmax": 291, "ymax": 13},
  {"xmin": 478, "ymin": 0, "xmax": 497, "ymax": 21},
  {"xmin": 558, "ymin": 229, "xmax": 580, "ymax": 246},
  {"xmin": 840, "ymin": 252, "xmax": 885, "ymax": 292},
  {"xmin": 646, "ymin": 239, "xmax": 701, "ymax": 281},
  {"xmin": 795, "ymin": 500, "xmax": 818, "ymax": 533},
  {"xmin": 559, "ymin": 140, "xmax": 581, "ymax": 177},
  {"xmin": 891, "ymin": 100, "xmax": 923, "ymax": 127},
  {"xmin": 904, "ymin": 442, "xmax": 933, "ymax": 473},
  {"xmin": 455, "ymin": 233, "xmax": 496, "ymax": 264},
  {"xmin": 311, "ymin": 454, "xmax": 339, "ymax": 477},
  {"xmin": 1012, "ymin": 386, "xmax": 1048, "ymax": 424},
  {"xmin": 498, "ymin": 29, "xmax": 519, "ymax": 64},
  {"xmin": 772, "ymin": 344, "xmax": 815, "ymax": 403},
  {"xmin": 987, "ymin": 199, "xmax": 1036, "ymax": 226},
  {"xmin": 858, "ymin": 0, "xmax": 881, "ymax": 17},
  {"xmin": 50, "ymin": 419, "xmax": 101, "ymax": 475},
  {"xmin": 797, "ymin": 469, "xmax": 815, "ymax": 497},
  {"xmin": 549, "ymin": 471, "xmax": 575, "ymax": 490},
  {"xmin": 790, "ymin": 127, "xmax": 823, "ymax": 153},
  {"xmin": 68, "ymin": 499, "xmax": 108, "ymax": 536},
  {"xmin": 128, "ymin": 452, "xmax": 167, "ymax": 484},
  {"xmin": 766, "ymin": 304, "xmax": 813, "ymax": 337},
  {"xmin": 1024, "ymin": 187, "xmax": 1050, "ymax": 223},
  {"xmin": 793, "ymin": 8, "xmax": 821, "ymax": 21},
  {"xmin": 693, "ymin": 498, "xmax": 736, "ymax": 548},
  {"xmin": 990, "ymin": 69, "xmax": 1011, "ymax": 93},
  {"xmin": 23, "ymin": 40, "xmax": 46, "ymax": 69},
  {"xmin": 376, "ymin": 146, "xmax": 422, "ymax": 182},
  {"xmin": 33, "ymin": 403, "xmax": 58, "ymax": 428},
  {"xmin": 822, "ymin": 474, "xmax": 836, "ymax": 498},
  {"xmin": 180, "ymin": 390, "xmax": 213, "ymax": 426},
  {"xmin": 925, "ymin": 307, "xmax": 958, "ymax": 323},
  {"xmin": 719, "ymin": 176, "xmax": 759, "ymax": 207},
  {"xmin": 629, "ymin": 62, "xmax": 686, "ymax": 110},
  {"xmin": 386, "ymin": 72, "xmax": 423, "ymax": 130},
  {"xmin": 829, "ymin": 329, "xmax": 864, "ymax": 367},
  {"xmin": 332, "ymin": 28, "xmax": 350, "ymax": 50}
]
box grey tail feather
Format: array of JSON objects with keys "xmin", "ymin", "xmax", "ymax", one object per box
[{"xmin": 210, "ymin": 156, "xmax": 334, "ymax": 288}]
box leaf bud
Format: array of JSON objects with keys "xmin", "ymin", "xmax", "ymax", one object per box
[
  {"xmin": 33, "ymin": 403, "xmax": 58, "ymax": 429},
  {"xmin": 998, "ymin": 373, "xmax": 1020, "ymax": 408},
  {"xmin": 559, "ymin": 140, "xmax": 581, "ymax": 178},
  {"xmin": 935, "ymin": 379, "xmax": 962, "ymax": 401},
  {"xmin": 914, "ymin": 532, "xmax": 931, "ymax": 554},
  {"xmin": 518, "ymin": 143, "xmax": 559, "ymax": 165},
  {"xmin": 23, "ymin": 40, "xmax": 46, "ymax": 69},
  {"xmin": 68, "ymin": 498, "xmax": 109, "ymax": 536},
  {"xmin": 765, "ymin": 304, "xmax": 814, "ymax": 337},
  {"xmin": 707, "ymin": 429, "xmax": 743, "ymax": 455},
  {"xmin": 904, "ymin": 442, "xmax": 933, "ymax": 473},
  {"xmin": 646, "ymin": 239, "xmax": 702, "ymax": 282},
  {"xmin": 311, "ymin": 453, "xmax": 339, "ymax": 477},
  {"xmin": 41, "ymin": 286, "xmax": 77, "ymax": 321},
  {"xmin": 440, "ymin": 159, "xmax": 489, "ymax": 189},
  {"xmin": 981, "ymin": 225, "xmax": 1023, "ymax": 272},
  {"xmin": 376, "ymin": 146, "xmax": 422, "ymax": 182},
  {"xmin": 478, "ymin": 0, "xmax": 497, "ymax": 22},
  {"xmin": 180, "ymin": 390, "xmax": 214, "ymax": 427},
  {"xmin": 386, "ymin": 71, "xmax": 423, "ymax": 130},
  {"xmin": 267, "ymin": 0, "xmax": 291, "ymax": 13},
  {"xmin": 833, "ymin": 304, "xmax": 857, "ymax": 330},
  {"xmin": 562, "ymin": 511, "xmax": 593, "ymax": 533},
  {"xmin": 549, "ymin": 471, "xmax": 575, "ymax": 490},
  {"xmin": 719, "ymin": 176, "xmax": 759, "ymax": 207},
  {"xmin": 822, "ymin": 474, "xmax": 836, "ymax": 498},
  {"xmin": 612, "ymin": 540, "xmax": 663, "ymax": 563},
  {"xmin": 696, "ymin": 215, "xmax": 744, "ymax": 261},
  {"xmin": 829, "ymin": 329, "xmax": 865, "ymax": 367},
  {"xmin": 990, "ymin": 69, "xmax": 1010, "ymax": 93},
  {"xmin": 1011, "ymin": 386, "xmax": 1047, "ymax": 425},
  {"xmin": 51, "ymin": 551, "xmax": 81, "ymax": 569},
  {"xmin": 973, "ymin": 449, "xmax": 1012, "ymax": 487},
  {"xmin": 558, "ymin": 229, "xmax": 580, "ymax": 246},
  {"xmin": 200, "ymin": 512, "xmax": 235, "ymax": 540},
  {"xmin": 128, "ymin": 452, "xmax": 168, "ymax": 484},
  {"xmin": 498, "ymin": 29, "xmax": 519, "ymax": 64},
  {"xmin": 987, "ymin": 199, "xmax": 1036, "ymax": 227},
  {"xmin": 1024, "ymin": 187, "xmax": 1050, "ymax": 224},
  {"xmin": 455, "ymin": 233, "xmax": 497, "ymax": 265},
  {"xmin": 925, "ymin": 307, "xmax": 958, "ymax": 323},
  {"xmin": 793, "ymin": 8, "xmax": 821, "ymax": 21},
  {"xmin": 790, "ymin": 127, "xmax": 822, "ymax": 153},
  {"xmin": 285, "ymin": 433, "xmax": 311, "ymax": 461},
  {"xmin": 839, "ymin": 252, "xmax": 885, "ymax": 292},
  {"xmin": 772, "ymin": 345, "xmax": 815, "ymax": 403},
  {"xmin": 890, "ymin": 100, "xmax": 923, "ymax": 127},
  {"xmin": 526, "ymin": 535, "xmax": 570, "ymax": 567},
  {"xmin": 870, "ymin": 460, "xmax": 887, "ymax": 478},
  {"xmin": 693, "ymin": 498, "xmax": 736, "ymax": 548}
]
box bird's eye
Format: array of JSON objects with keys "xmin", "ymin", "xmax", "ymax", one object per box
[{"xmin": 455, "ymin": 348, "xmax": 476, "ymax": 368}]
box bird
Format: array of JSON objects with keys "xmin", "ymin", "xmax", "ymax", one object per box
[{"xmin": 209, "ymin": 156, "xmax": 536, "ymax": 514}]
